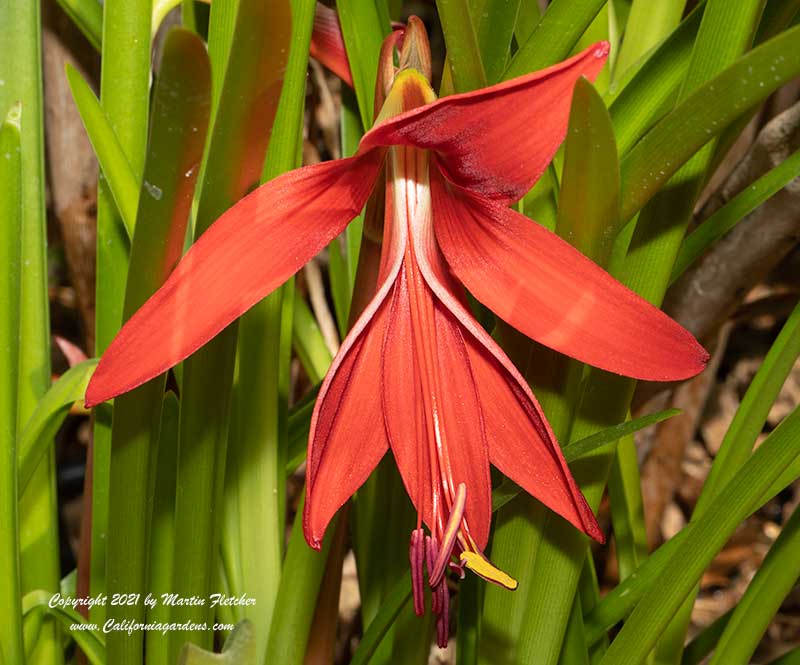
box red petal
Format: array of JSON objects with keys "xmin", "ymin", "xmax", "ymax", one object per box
[
  {"xmin": 85, "ymin": 151, "xmax": 383, "ymax": 407},
  {"xmin": 407, "ymin": 183, "xmax": 602, "ymax": 543},
  {"xmin": 304, "ymin": 177, "xmax": 408, "ymax": 549},
  {"xmin": 381, "ymin": 267, "xmax": 493, "ymax": 548},
  {"xmin": 431, "ymin": 174, "xmax": 709, "ymax": 382},
  {"xmin": 303, "ymin": 299, "xmax": 390, "ymax": 550},
  {"xmin": 465, "ymin": 332, "xmax": 604, "ymax": 542},
  {"xmin": 360, "ymin": 42, "xmax": 609, "ymax": 204},
  {"xmin": 310, "ymin": 2, "xmax": 354, "ymax": 88}
]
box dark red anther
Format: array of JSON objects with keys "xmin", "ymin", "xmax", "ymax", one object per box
[
  {"xmin": 425, "ymin": 534, "xmax": 440, "ymax": 614},
  {"xmin": 409, "ymin": 528, "xmax": 426, "ymax": 616},
  {"xmin": 435, "ymin": 581, "xmax": 450, "ymax": 648}
]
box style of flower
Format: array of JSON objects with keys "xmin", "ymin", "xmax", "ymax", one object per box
[{"xmin": 85, "ymin": 17, "xmax": 708, "ymax": 647}]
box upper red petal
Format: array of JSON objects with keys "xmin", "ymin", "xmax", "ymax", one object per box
[
  {"xmin": 431, "ymin": 173, "xmax": 709, "ymax": 382},
  {"xmin": 360, "ymin": 42, "xmax": 609, "ymax": 204},
  {"xmin": 85, "ymin": 151, "xmax": 383, "ymax": 407}
]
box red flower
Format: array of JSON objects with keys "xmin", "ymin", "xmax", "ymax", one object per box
[{"xmin": 86, "ymin": 18, "xmax": 707, "ymax": 646}]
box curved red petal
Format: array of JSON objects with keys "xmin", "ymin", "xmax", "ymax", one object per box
[
  {"xmin": 304, "ymin": 171, "xmax": 408, "ymax": 549},
  {"xmin": 310, "ymin": 2, "xmax": 354, "ymax": 88},
  {"xmin": 360, "ymin": 42, "xmax": 609, "ymax": 204},
  {"xmin": 303, "ymin": 299, "xmax": 390, "ymax": 550},
  {"xmin": 431, "ymin": 174, "xmax": 709, "ymax": 382},
  {"xmin": 464, "ymin": 333, "xmax": 604, "ymax": 543},
  {"xmin": 381, "ymin": 267, "xmax": 493, "ymax": 548},
  {"xmin": 86, "ymin": 151, "xmax": 383, "ymax": 407},
  {"xmin": 407, "ymin": 176, "xmax": 601, "ymax": 543}
]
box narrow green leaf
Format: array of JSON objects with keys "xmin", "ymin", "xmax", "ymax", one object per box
[
  {"xmin": 491, "ymin": 408, "xmax": 680, "ymax": 513},
  {"xmin": 437, "ymin": 0, "xmax": 488, "ymax": 91},
  {"xmin": 558, "ymin": 595, "xmax": 590, "ymax": 665},
  {"xmin": 699, "ymin": 299, "xmax": 800, "ymax": 514},
  {"xmin": 336, "ymin": 0, "xmax": 389, "ymax": 127},
  {"xmin": 613, "ymin": 0, "xmax": 687, "ymax": 80},
  {"xmin": 504, "ymin": 0, "xmax": 607, "ymax": 77},
  {"xmin": 513, "ymin": 0, "xmax": 540, "ymax": 44},
  {"xmin": 349, "ymin": 572, "xmax": 413, "ymax": 665},
  {"xmin": 293, "ymin": 294, "xmax": 333, "ymax": 385},
  {"xmin": 225, "ymin": 0, "xmax": 301, "ymax": 660},
  {"xmin": 607, "ymin": 433, "xmax": 648, "ymax": 581},
  {"xmin": 169, "ymin": 0, "xmax": 292, "ymax": 659},
  {"xmin": 17, "ymin": 360, "xmax": 98, "ymax": 495},
  {"xmin": 671, "ymin": 148, "xmax": 800, "ymax": 281},
  {"xmin": 104, "ymin": 28, "xmax": 211, "ymax": 665},
  {"xmin": 66, "ymin": 65, "xmax": 138, "ymax": 239},
  {"xmin": 620, "ymin": 24, "xmax": 800, "ymax": 223},
  {"xmin": 608, "ymin": 3, "xmax": 704, "ymax": 156},
  {"xmin": 178, "ymin": 620, "xmax": 256, "ymax": 664},
  {"xmin": 22, "ymin": 590, "xmax": 106, "ymax": 665},
  {"xmin": 54, "ymin": 0, "xmax": 102, "ymax": 49},
  {"xmin": 91, "ymin": 0, "xmax": 153, "ymax": 627},
  {"xmin": 0, "ymin": 101, "xmax": 24, "ymax": 665},
  {"xmin": 2, "ymin": 4, "xmax": 60, "ymax": 660},
  {"xmin": 265, "ymin": 492, "xmax": 336, "ymax": 665},
  {"xmin": 681, "ymin": 609, "xmax": 732, "ymax": 665},
  {"xmin": 599, "ymin": 405, "xmax": 800, "ymax": 665},
  {"xmin": 472, "ymin": 0, "xmax": 522, "ymax": 83},
  {"xmin": 557, "ymin": 78, "xmax": 621, "ymax": 265},
  {"xmin": 145, "ymin": 392, "xmax": 179, "ymax": 665},
  {"xmin": 710, "ymin": 502, "xmax": 800, "ymax": 664},
  {"xmin": 286, "ymin": 386, "xmax": 319, "ymax": 474}
]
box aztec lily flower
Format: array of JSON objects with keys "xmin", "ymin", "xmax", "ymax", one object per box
[{"xmin": 86, "ymin": 17, "xmax": 708, "ymax": 646}]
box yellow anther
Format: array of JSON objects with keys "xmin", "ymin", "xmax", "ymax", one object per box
[{"xmin": 460, "ymin": 551, "xmax": 518, "ymax": 590}]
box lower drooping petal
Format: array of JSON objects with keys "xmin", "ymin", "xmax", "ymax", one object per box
[
  {"xmin": 86, "ymin": 150, "xmax": 384, "ymax": 407},
  {"xmin": 303, "ymin": 297, "xmax": 391, "ymax": 550},
  {"xmin": 381, "ymin": 267, "xmax": 493, "ymax": 548},
  {"xmin": 406, "ymin": 176, "xmax": 602, "ymax": 543},
  {"xmin": 463, "ymin": 333, "xmax": 604, "ymax": 542},
  {"xmin": 431, "ymin": 172, "xmax": 709, "ymax": 383}
]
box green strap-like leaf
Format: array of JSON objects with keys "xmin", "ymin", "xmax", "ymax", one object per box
[
  {"xmin": 66, "ymin": 65, "xmax": 139, "ymax": 239},
  {"xmin": 17, "ymin": 359, "xmax": 98, "ymax": 495},
  {"xmin": 491, "ymin": 408, "xmax": 680, "ymax": 512},
  {"xmin": 671, "ymin": 148, "xmax": 800, "ymax": 282},
  {"xmin": 620, "ymin": 24, "xmax": 800, "ymax": 222},
  {"xmin": 709, "ymin": 501, "xmax": 800, "ymax": 664},
  {"xmin": 336, "ymin": 0, "xmax": 390, "ymax": 126},
  {"xmin": 504, "ymin": 0, "xmax": 607, "ymax": 77},
  {"xmin": 292, "ymin": 294, "xmax": 333, "ymax": 385},
  {"xmin": 599, "ymin": 405, "xmax": 800, "ymax": 665},
  {"xmin": 0, "ymin": 101, "xmax": 25, "ymax": 665},
  {"xmin": 436, "ymin": 0, "xmax": 487, "ymax": 92},
  {"xmin": 104, "ymin": 27, "xmax": 212, "ymax": 665}
]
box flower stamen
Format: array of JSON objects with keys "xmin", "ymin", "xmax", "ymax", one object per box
[{"xmin": 430, "ymin": 482, "xmax": 466, "ymax": 587}]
